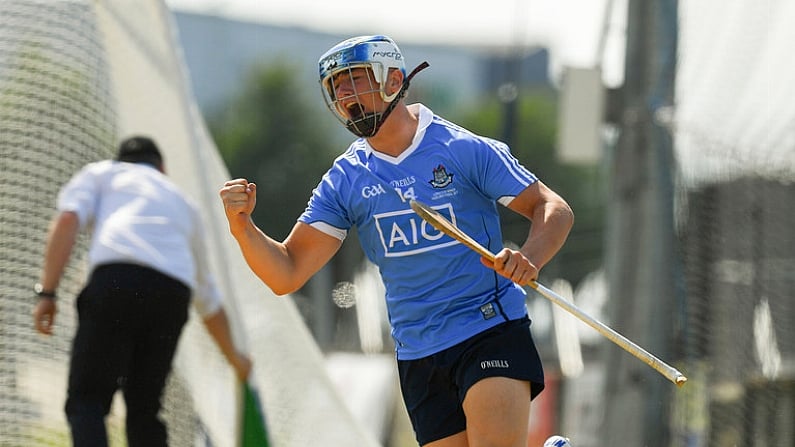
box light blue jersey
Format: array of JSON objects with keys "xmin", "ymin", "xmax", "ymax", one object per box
[{"xmin": 299, "ymin": 104, "xmax": 538, "ymax": 360}]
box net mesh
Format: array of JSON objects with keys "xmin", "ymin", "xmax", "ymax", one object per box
[
  {"xmin": 671, "ymin": 1, "xmax": 795, "ymax": 446},
  {"xmin": 0, "ymin": 1, "xmax": 377, "ymax": 446}
]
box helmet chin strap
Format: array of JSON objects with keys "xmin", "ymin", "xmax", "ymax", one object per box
[{"xmin": 346, "ymin": 61, "xmax": 430, "ymax": 138}]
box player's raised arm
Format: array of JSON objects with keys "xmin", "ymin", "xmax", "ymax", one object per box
[
  {"xmin": 493, "ymin": 181, "xmax": 574, "ymax": 283},
  {"xmin": 219, "ymin": 179, "xmax": 343, "ymax": 295}
]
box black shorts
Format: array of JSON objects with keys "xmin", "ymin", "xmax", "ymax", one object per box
[{"xmin": 397, "ymin": 316, "xmax": 544, "ymax": 445}]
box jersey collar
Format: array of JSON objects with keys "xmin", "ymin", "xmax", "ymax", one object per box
[{"xmin": 365, "ymin": 103, "xmax": 433, "ymax": 164}]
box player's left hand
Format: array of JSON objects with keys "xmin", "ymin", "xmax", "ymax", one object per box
[
  {"xmin": 33, "ymin": 298, "xmax": 57, "ymax": 335},
  {"xmin": 483, "ymin": 248, "xmax": 539, "ymax": 285}
]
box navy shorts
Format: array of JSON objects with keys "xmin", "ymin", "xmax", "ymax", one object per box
[{"xmin": 397, "ymin": 316, "xmax": 545, "ymax": 445}]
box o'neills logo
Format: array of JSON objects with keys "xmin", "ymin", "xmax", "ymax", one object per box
[{"xmin": 481, "ymin": 360, "xmax": 509, "ymax": 369}]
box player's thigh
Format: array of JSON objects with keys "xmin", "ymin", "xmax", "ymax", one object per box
[
  {"xmin": 462, "ymin": 376, "xmax": 531, "ymax": 446},
  {"xmin": 423, "ymin": 431, "xmax": 468, "ymax": 447}
]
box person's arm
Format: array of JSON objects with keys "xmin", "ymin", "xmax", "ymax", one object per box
[
  {"xmin": 486, "ymin": 181, "xmax": 574, "ymax": 284},
  {"xmin": 188, "ymin": 200, "xmax": 253, "ymax": 382},
  {"xmin": 33, "ymin": 211, "xmax": 80, "ymax": 335},
  {"xmin": 202, "ymin": 308, "xmax": 252, "ymax": 381},
  {"xmin": 219, "ymin": 178, "xmax": 342, "ymax": 295}
]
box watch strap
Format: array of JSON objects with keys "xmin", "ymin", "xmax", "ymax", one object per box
[{"xmin": 34, "ymin": 283, "xmax": 57, "ymax": 299}]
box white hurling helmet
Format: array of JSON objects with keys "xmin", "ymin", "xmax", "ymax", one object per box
[{"xmin": 318, "ymin": 35, "xmax": 407, "ymax": 138}]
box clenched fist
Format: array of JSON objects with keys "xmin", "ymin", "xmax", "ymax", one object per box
[{"xmin": 219, "ymin": 179, "xmax": 257, "ymax": 234}]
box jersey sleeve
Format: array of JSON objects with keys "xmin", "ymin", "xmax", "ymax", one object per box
[
  {"xmin": 298, "ymin": 162, "xmax": 353, "ymax": 240},
  {"xmin": 472, "ymin": 137, "xmax": 538, "ymax": 204}
]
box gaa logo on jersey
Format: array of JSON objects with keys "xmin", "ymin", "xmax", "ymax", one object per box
[
  {"xmin": 361, "ymin": 183, "xmax": 388, "ymax": 198},
  {"xmin": 374, "ymin": 203, "xmax": 461, "ymax": 257}
]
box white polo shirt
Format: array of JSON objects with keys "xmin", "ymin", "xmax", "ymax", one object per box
[{"xmin": 56, "ymin": 160, "xmax": 221, "ymax": 317}]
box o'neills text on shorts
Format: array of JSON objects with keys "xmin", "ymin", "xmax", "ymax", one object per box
[{"xmin": 481, "ymin": 359, "xmax": 509, "ymax": 369}]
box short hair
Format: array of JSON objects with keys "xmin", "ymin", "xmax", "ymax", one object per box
[{"xmin": 115, "ymin": 136, "xmax": 163, "ymax": 167}]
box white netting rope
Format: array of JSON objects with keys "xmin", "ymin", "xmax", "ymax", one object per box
[{"xmin": 1, "ymin": 1, "xmax": 378, "ymax": 445}]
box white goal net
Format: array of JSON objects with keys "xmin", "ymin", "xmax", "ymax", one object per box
[
  {"xmin": 0, "ymin": 1, "xmax": 378, "ymax": 446},
  {"xmin": 671, "ymin": 1, "xmax": 795, "ymax": 446}
]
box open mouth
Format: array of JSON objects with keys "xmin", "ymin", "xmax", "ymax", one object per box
[{"xmin": 345, "ymin": 102, "xmax": 366, "ymax": 121}]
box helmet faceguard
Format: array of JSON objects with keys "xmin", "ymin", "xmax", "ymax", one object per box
[
  {"xmin": 322, "ymin": 62, "xmax": 392, "ymax": 138},
  {"xmin": 319, "ymin": 35, "xmax": 426, "ymax": 138}
]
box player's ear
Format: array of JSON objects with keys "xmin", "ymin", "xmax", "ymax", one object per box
[{"xmin": 386, "ymin": 69, "xmax": 403, "ymax": 95}]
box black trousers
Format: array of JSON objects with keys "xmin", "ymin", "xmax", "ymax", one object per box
[{"xmin": 65, "ymin": 263, "xmax": 190, "ymax": 447}]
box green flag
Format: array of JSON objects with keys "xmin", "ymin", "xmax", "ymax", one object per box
[{"xmin": 241, "ymin": 381, "xmax": 271, "ymax": 446}]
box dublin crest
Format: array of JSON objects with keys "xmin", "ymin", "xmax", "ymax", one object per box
[{"xmin": 429, "ymin": 164, "xmax": 454, "ymax": 188}]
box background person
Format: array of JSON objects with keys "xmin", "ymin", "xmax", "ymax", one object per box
[
  {"xmin": 219, "ymin": 35, "xmax": 573, "ymax": 447},
  {"xmin": 33, "ymin": 136, "xmax": 251, "ymax": 447}
]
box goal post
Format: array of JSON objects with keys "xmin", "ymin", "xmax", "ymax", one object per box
[{"xmin": 0, "ymin": 1, "xmax": 378, "ymax": 446}]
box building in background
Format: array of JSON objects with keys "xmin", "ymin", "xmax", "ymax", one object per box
[{"xmin": 171, "ymin": 12, "xmax": 550, "ymax": 120}]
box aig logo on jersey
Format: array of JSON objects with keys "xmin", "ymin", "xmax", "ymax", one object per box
[{"xmin": 374, "ymin": 203, "xmax": 461, "ymax": 257}]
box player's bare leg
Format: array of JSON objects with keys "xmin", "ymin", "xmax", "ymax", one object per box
[
  {"xmin": 464, "ymin": 377, "xmax": 532, "ymax": 447},
  {"xmin": 423, "ymin": 377, "xmax": 532, "ymax": 447},
  {"xmin": 424, "ymin": 431, "xmax": 467, "ymax": 447}
]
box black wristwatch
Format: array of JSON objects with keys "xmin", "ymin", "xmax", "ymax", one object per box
[{"xmin": 34, "ymin": 283, "xmax": 57, "ymax": 300}]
